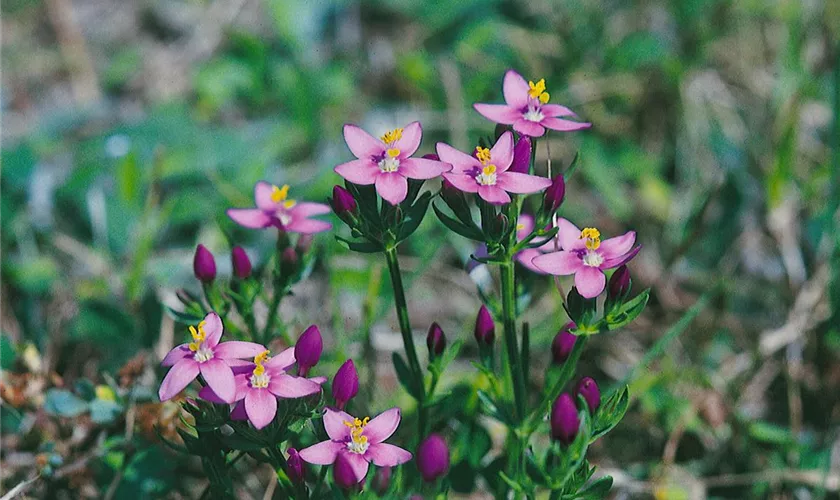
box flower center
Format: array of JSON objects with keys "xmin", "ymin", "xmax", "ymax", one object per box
[
  {"xmin": 249, "ymin": 350, "xmax": 271, "ymax": 388},
  {"xmin": 380, "ymin": 128, "xmax": 403, "ymax": 145},
  {"xmin": 528, "ymin": 78, "xmax": 550, "ymax": 104},
  {"xmin": 344, "ymin": 417, "xmax": 371, "ymax": 454},
  {"xmin": 271, "ymin": 184, "xmax": 297, "ymax": 209},
  {"xmin": 378, "ymin": 150, "xmax": 401, "ymax": 173},
  {"xmin": 187, "ymin": 321, "xmax": 214, "ymax": 362},
  {"xmin": 579, "ymin": 227, "xmax": 601, "ymax": 250},
  {"xmin": 475, "ymin": 164, "xmax": 498, "ymax": 186},
  {"xmin": 582, "ymin": 250, "xmax": 604, "ymax": 267},
  {"xmin": 523, "ymin": 106, "xmax": 545, "ymax": 122}
]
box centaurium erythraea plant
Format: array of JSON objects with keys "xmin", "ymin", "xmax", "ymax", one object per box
[{"xmin": 227, "ymin": 181, "xmax": 332, "ymax": 234}]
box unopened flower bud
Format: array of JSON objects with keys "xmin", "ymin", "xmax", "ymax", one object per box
[
  {"xmin": 474, "ymin": 305, "xmax": 495, "ymax": 346},
  {"xmin": 333, "ymin": 452, "xmax": 362, "ymax": 489},
  {"xmin": 426, "ymin": 322, "xmax": 446, "ymax": 358},
  {"xmin": 193, "ymin": 244, "xmax": 216, "ymax": 283},
  {"xmin": 295, "ymin": 325, "xmax": 323, "ymax": 376},
  {"xmin": 574, "ymin": 377, "xmax": 601, "ymax": 414},
  {"xmin": 332, "ymin": 360, "xmax": 359, "ymax": 409},
  {"xmin": 543, "ymin": 174, "xmax": 565, "ymax": 213},
  {"xmin": 608, "ymin": 265, "xmax": 631, "ymax": 302},
  {"xmin": 286, "ymin": 448, "xmax": 304, "ymax": 484},
  {"xmin": 331, "ymin": 185, "xmax": 358, "ymax": 220},
  {"xmin": 231, "ymin": 246, "xmax": 252, "ymax": 279},
  {"xmin": 416, "ymin": 433, "xmax": 450, "ymax": 482},
  {"xmin": 551, "ymin": 322, "xmax": 577, "ymax": 364},
  {"xmin": 510, "ymin": 136, "xmax": 532, "ymax": 174},
  {"xmin": 550, "ymin": 393, "xmax": 580, "ymax": 445}
]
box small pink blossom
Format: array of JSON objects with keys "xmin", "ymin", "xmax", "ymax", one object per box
[
  {"xmin": 531, "ymin": 218, "xmax": 640, "ymax": 298},
  {"xmin": 298, "ymin": 407, "xmax": 412, "ymax": 483},
  {"xmin": 159, "ymin": 312, "xmax": 266, "ymax": 403},
  {"xmin": 227, "ymin": 182, "xmax": 332, "ymax": 234},
  {"xmin": 199, "ymin": 347, "xmax": 325, "ymax": 429},
  {"xmin": 437, "ymin": 131, "xmax": 552, "ymax": 205},
  {"xmin": 474, "ymin": 70, "xmax": 590, "ymax": 137},
  {"xmin": 334, "ymin": 122, "xmax": 452, "ymax": 205}
]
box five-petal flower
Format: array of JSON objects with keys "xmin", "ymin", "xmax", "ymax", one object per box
[{"xmin": 227, "ymin": 182, "xmax": 332, "ymax": 234}]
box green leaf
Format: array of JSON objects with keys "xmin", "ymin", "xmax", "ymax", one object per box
[
  {"xmin": 433, "ymin": 203, "xmax": 484, "ymax": 241},
  {"xmin": 335, "ymin": 236, "xmax": 383, "ymax": 254},
  {"xmin": 44, "ymin": 389, "xmax": 88, "ymax": 418},
  {"xmin": 606, "ymin": 289, "xmax": 650, "ymax": 330},
  {"xmin": 397, "ymin": 191, "xmax": 432, "ymax": 241},
  {"xmin": 391, "ymin": 352, "xmax": 420, "ymax": 399},
  {"xmin": 591, "ymin": 386, "xmax": 630, "ymax": 441},
  {"xmin": 577, "ymin": 475, "xmax": 614, "ymax": 498}
]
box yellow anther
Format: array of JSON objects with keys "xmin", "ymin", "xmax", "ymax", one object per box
[
  {"xmin": 271, "ymin": 184, "xmax": 290, "ymax": 203},
  {"xmin": 188, "ymin": 321, "xmax": 207, "ymax": 351},
  {"xmin": 254, "ymin": 350, "xmax": 270, "ymax": 365},
  {"xmin": 516, "ymin": 223, "xmax": 525, "ymax": 231},
  {"xmin": 482, "ymin": 164, "xmax": 497, "ymax": 176},
  {"xmin": 528, "ymin": 79, "xmax": 550, "ymax": 103},
  {"xmin": 475, "ymin": 146, "xmax": 492, "ymax": 164},
  {"xmin": 344, "ymin": 416, "xmax": 371, "ymax": 445},
  {"xmin": 386, "ymin": 148, "xmax": 401, "ymax": 158},
  {"xmin": 380, "ymin": 128, "xmax": 403, "ymax": 144},
  {"xmin": 580, "ymin": 227, "xmax": 601, "ymax": 250},
  {"xmin": 539, "ymin": 92, "xmax": 550, "ymax": 104}
]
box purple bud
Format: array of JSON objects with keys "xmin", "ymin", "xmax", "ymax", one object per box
[
  {"xmin": 416, "ymin": 433, "xmax": 450, "ymax": 482},
  {"xmin": 543, "ymin": 174, "xmax": 565, "ymax": 213},
  {"xmin": 295, "ymin": 325, "xmax": 323, "ymax": 376},
  {"xmin": 332, "ymin": 360, "xmax": 359, "ymax": 409},
  {"xmin": 331, "ymin": 185, "xmax": 358, "ymax": 218},
  {"xmin": 372, "ymin": 466, "xmax": 391, "ymax": 495},
  {"xmin": 574, "ymin": 377, "xmax": 601, "ymax": 414},
  {"xmin": 551, "ymin": 322, "xmax": 577, "ymax": 364},
  {"xmin": 422, "ymin": 153, "xmax": 440, "ymax": 161},
  {"xmin": 286, "ymin": 448, "xmax": 304, "ymax": 484},
  {"xmin": 193, "ymin": 244, "xmax": 217, "ymax": 283},
  {"xmin": 608, "ymin": 265, "xmax": 631, "ymax": 301},
  {"xmin": 510, "ymin": 136, "xmax": 532, "ymax": 174},
  {"xmin": 426, "ymin": 322, "xmax": 446, "ymax": 358},
  {"xmin": 550, "ymin": 393, "xmax": 580, "ymax": 445},
  {"xmin": 231, "ymin": 246, "xmax": 252, "ymax": 279},
  {"xmin": 333, "ymin": 452, "xmax": 362, "ymax": 489},
  {"xmin": 474, "ymin": 305, "xmax": 495, "ymax": 346}
]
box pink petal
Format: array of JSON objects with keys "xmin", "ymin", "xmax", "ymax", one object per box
[
  {"xmin": 532, "ymin": 251, "xmax": 583, "ymax": 276},
  {"xmin": 291, "ymin": 202, "xmax": 331, "ymax": 218},
  {"xmin": 496, "ymin": 172, "xmax": 552, "ymax": 194},
  {"xmin": 269, "ymin": 374, "xmax": 322, "ymax": 398},
  {"xmin": 203, "ymin": 312, "xmax": 224, "ymax": 347},
  {"xmin": 323, "ymin": 407, "xmax": 354, "ymax": 441},
  {"xmin": 442, "ymin": 172, "xmax": 480, "ymax": 193},
  {"xmin": 245, "ymin": 388, "xmax": 277, "ymax": 429},
  {"xmin": 365, "ymin": 443, "xmax": 412, "ymax": 467},
  {"xmin": 310, "ymin": 376, "xmax": 327, "ymax": 384},
  {"xmin": 541, "ymin": 104, "xmax": 577, "ymax": 118},
  {"xmin": 598, "ymin": 231, "xmax": 636, "ymax": 260},
  {"xmin": 436, "ymin": 143, "xmax": 481, "ymax": 173},
  {"xmin": 335, "ymin": 159, "xmax": 380, "ymax": 185},
  {"xmin": 234, "ymin": 374, "xmax": 250, "ymax": 400},
  {"xmin": 344, "ymin": 124, "xmax": 385, "ymax": 159},
  {"xmin": 199, "ymin": 358, "xmax": 236, "ymax": 403},
  {"xmin": 285, "ymin": 218, "xmax": 332, "ymax": 234},
  {"xmin": 393, "ymin": 121, "xmax": 422, "ymax": 157},
  {"xmin": 342, "ymin": 452, "xmax": 370, "ymax": 482},
  {"xmin": 230, "ymin": 400, "xmax": 247, "ymax": 420},
  {"xmin": 542, "ymin": 117, "xmax": 591, "ymax": 132},
  {"xmin": 214, "ymin": 341, "xmax": 266, "ymax": 360},
  {"xmin": 516, "ymin": 248, "xmax": 546, "ymax": 274},
  {"xmin": 161, "ymin": 344, "xmax": 190, "ymax": 367},
  {"xmin": 513, "ymin": 119, "xmax": 546, "ymax": 137},
  {"xmin": 198, "ymin": 385, "xmax": 228, "ymax": 404},
  {"xmin": 362, "ymin": 407, "xmax": 401, "ymax": 444},
  {"xmin": 517, "ymin": 214, "xmax": 535, "ymax": 239},
  {"xmin": 227, "ymin": 208, "xmax": 272, "ymax": 229},
  {"xmin": 375, "ymin": 172, "xmax": 408, "ymax": 205},
  {"xmin": 556, "ymin": 218, "xmax": 585, "ymax": 251},
  {"xmin": 602, "ymin": 245, "xmax": 641, "ymax": 269},
  {"xmin": 478, "ymin": 185, "xmax": 511, "ymax": 205},
  {"xmin": 398, "ymin": 158, "xmax": 450, "ymax": 180},
  {"xmin": 473, "ymin": 103, "xmax": 520, "ymax": 124},
  {"xmin": 575, "ymin": 266, "xmax": 606, "ymax": 299},
  {"xmin": 503, "ymin": 70, "xmax": 531, "ymax": 109},
  {"xmin": 490, "ymin": 131, "xmax": 514, "ymax": 171},
  {"xmin": 265, "ymin": 346, "xmax": 295, "ymax": 371},
  {"xmin": 158, "ymin": 359, "xmax": 199, "ymax": 401},
  {"xmin": 299, "ymin": 440, "xmax": 345, "ymax": 465},
  {"xmin": 254, "ymin": 182, "xmax": 279, "ymax": 210}
]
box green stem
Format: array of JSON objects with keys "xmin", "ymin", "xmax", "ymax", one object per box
[
  {"xmin": 499, "ymin": 261, "xmax": 527, "ymax": 421},
  {"xmin": 383, "ymin": 246, "xmax": 427, "ymax": 437}
]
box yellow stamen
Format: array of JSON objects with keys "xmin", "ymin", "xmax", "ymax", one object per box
[
  {"xmin": 580, "ymin": 227, "xmax": 601, "ymax": 250},
  {"xmin": 482, "ymin": 164, "xmax": 497, "ymax": 176},
  {"xmin": 270, "ymin": 184, "xmax": 297, "ymax": 209},
  {"xmin": 528, "ymin": 78, "xmax": 550, "ymax": 103},
  {"xmin": 475, "ymin": 146, "xmax": 492, "ymax": 164},
  {"xmin": 344, "ymin": 416, "xmax": 371, "ymax": 447},
  {"xmin": 252, "ymin": 350, "xmax": 270, "ymax": 376},
  {"xmin": 380, "ymin": 128, "xmax": 403, "ymax": 144},
  {"xmin": 539, "ymin": 92, "xmax": 550, "ymax": 104},
  {"xmin": 187, "ymin": 320, "xmax": 208, "ymax": 352},
  {"xmin": 386, "ymin": 148, "xmax": 401, "ymax": 158}
]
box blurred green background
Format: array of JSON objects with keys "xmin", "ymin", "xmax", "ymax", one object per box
[{"xmin": 2, "ymin": 0, "xmax": 839, "ymax": 498}]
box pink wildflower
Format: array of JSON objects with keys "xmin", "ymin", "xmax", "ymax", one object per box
[
  {"xmin": 474, "ymin": 70, "xmax": 590, "ymax": 137},
  {"xmin": 298, "ymin": 407, "xmax": 412, "ymax": 483},
  {"xmin": 159, "ymin": 312, "xmax": 265, "ymax": 403},
  {"xmin": 531, "ymin": 218, "xmax": 640, "ymax": 298},
  {"xmin": 227, "ymin": 182, "xmax": 332, "ymax": 234},
  {"xmin": 334, "ymin": 122, "xmax": 451, "ymax": 205},
  {"xmin": 437, "ymin": 131, "xmax": 551, "ymax": 205}
]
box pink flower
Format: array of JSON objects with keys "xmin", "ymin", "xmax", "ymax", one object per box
[
  {"xmin": 531, "ymin": 218, "xmax": 640, "ymax": 298},
  {"xmin": 514, "ymin": 214, "xmax": 556, "ymax": 273},
  {"xmin": 474, "ymin": 70, "xmax": 591, "ymax": 137},
  {"xmin": 334, "ymin": 122, "xmax": 451, "ymax": 205},
  {"xmin": 298, "ymin": 407, "xmax": 412, "ymax": 483},
  {"xmin": 199, "ymin": 347, "xmax": 325, "ymax": 429},
  {"xmin": 437, "ymin": 131, "xmax": 552, "ymax": 205},
  {"xmin": 159, "ymin": 312, "xmax": 266, "ymax": 404},
  {"xmin": 227, "ymin": 182, "xmax": 332, "ymax": 234}
]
